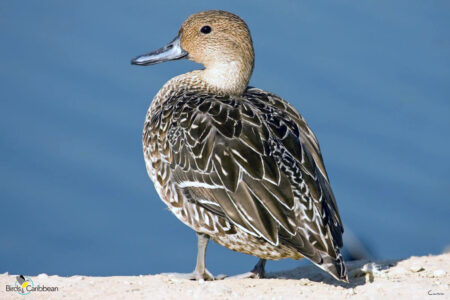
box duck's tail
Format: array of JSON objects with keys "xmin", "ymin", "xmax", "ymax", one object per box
[{"xmin": 317, "ymin": 251, "xmax": 348, "ymax": 282}]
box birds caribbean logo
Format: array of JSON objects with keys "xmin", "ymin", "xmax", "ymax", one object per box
[{"xmin": 15, "ymin": 275, "xmax": 33, "ymax": 295}]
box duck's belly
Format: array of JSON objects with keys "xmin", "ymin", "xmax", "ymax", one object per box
[
  {"xmin": 143, "ymin": 151, "xmax": 303, "ymax": 260},
  {"xmin": 211, "ymin": 232, "xmax": 304, "ymax": 260}
]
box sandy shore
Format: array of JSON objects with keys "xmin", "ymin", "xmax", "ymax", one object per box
[{"xmin": 1, "ymin": 253, "xmax": 448, "ymax": 300}]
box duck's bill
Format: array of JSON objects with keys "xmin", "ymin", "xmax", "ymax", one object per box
[{"xmin": 131, "ymin": 36, "xmax": 188, "ymax": 66}]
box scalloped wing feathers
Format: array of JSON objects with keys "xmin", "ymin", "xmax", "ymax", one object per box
[{"xmin": 143, "ymin": 86, "xmax": 347, "ymax": 281}]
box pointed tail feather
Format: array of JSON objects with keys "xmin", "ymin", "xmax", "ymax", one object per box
[{"xmin": 318, "ymin": 252, "xmax": 348, "ymax": 282}]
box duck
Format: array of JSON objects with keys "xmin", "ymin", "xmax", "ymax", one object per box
[{"xmin": 131, "ymin": 10, "xmax": 348, "ymax": 282}]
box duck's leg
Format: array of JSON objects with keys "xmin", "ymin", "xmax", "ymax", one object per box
[
  {"xmin": 191, "ymin": 232, "xmax": 214, "ymax": 280},
  {"xmin": 252, "ymin": 258, "xmax": 267, "ymax": 278},
  {"xmin": 165, "ymin": 232, "xmax": 215, "ymax": 280},
  {"xmin": 227, "ymin": 259, "xmax": 266, "ymax": 279}
]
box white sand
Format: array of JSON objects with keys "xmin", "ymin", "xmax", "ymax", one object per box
[{"xmin": 1, "ymin": 253, "xmax": 448, "ymax": 300}]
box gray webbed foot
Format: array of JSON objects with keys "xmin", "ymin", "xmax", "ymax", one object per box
[
  {"xmin": 227, "ymin": 259, "xmax": 266, "ymax": 279},
  {"xmin": 165, "ymin": 232, "xmax": 225, "ymax": 281},
  {"xmin": 165, "ymin": 269, "xmax": 215, "ymax": 281}
]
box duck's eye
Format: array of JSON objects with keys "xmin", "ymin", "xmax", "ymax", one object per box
[{"xmin": 200, "ymin": 25, "xmax": 212, "ymax": 34}]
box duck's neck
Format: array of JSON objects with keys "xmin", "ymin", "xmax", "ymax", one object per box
[{"xmin": 198, "ymin": 60, "xmax": 253, "ymax": 96}]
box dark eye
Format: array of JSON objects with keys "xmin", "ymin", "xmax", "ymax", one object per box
[{"xmin": 200, "ymin": 25, "xmax": 211, "ymax": 34}]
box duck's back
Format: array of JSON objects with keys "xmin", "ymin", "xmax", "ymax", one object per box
[{"xmin": 143, "ymin": 81, "xmax": 347, "ymax": 281}]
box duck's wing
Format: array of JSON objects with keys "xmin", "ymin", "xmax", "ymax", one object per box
[
  {"xmin": 161, "ymin": 88, "xmax": 346, "ymax": 281},
  {"xmin": 160, "ymin": 91, "xmax": 296, "ymax": 240},
  {"xmin": 244, "ymin": 88, "xmax": 346, "ymax": 280},
  {"xmin": 245, "ymin": 87, "xmax": 344, "ymax": 240}
]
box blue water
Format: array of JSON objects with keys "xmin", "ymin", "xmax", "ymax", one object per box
[{"xmin": 1, "ymin": 1, "xmax": 449, "ymax": 276}]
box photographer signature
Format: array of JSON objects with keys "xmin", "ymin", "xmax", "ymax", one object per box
[{"xmin": 428, "ymin": 290, "xmax": 444, "ymax": 296}]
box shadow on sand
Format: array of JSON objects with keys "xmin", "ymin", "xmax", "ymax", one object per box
[{"xmin": 266, "ymin": 258, "xmax": 400, "ymax": 289}]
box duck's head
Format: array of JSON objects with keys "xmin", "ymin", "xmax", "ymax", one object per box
[{"xmin": 132, "ymin": 10, "xmax": 254, "ymax": 95}]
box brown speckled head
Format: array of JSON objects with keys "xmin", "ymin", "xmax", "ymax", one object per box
[
  {"xmin": 132, "ymin": 10, "xmax": 255, "ymax": 96},
  {"xmin": 178, "ymin": 10, "xmax": 254, "ymax": 95}
]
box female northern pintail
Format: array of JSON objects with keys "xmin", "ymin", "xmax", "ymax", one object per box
[{"xmin": 131, "ymin": 10, "xmax": 347, "ymax": 282}]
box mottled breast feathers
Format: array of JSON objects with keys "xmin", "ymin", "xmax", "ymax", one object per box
[{"xmin": 143, "ymin": 86, "xmax": 344, "ymax": 267}]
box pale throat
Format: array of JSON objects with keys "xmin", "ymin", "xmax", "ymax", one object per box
[{"xmin": 200, "ymin": 60, "xmax": 252, "ymax": 95}]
